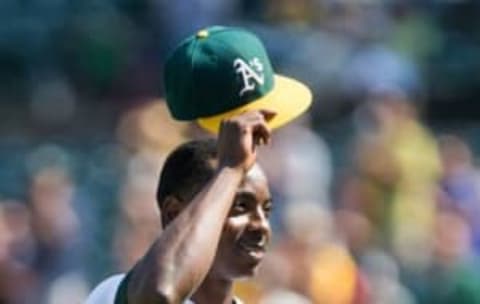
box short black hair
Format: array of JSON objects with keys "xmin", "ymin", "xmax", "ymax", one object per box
[{"xmin": 156, "ymin": 138, "xmax": 217, "ymax": 209}]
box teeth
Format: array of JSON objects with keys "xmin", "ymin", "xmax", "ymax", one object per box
[
  {"xmin": 240, "ymin": 240, "xmax": 265, "ymax": 251},
  {"xmin": 247, "ymin": 250, "xmax": 263, "ymax": 259}
]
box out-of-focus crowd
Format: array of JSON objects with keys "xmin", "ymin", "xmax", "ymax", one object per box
[{"xmin": 1, "ymin": 0, "xmax": 480, "ymax": 303}]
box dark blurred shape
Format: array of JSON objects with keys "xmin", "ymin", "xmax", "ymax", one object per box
[{"xmin": 29, "ymin": 75, "xmax": 77, "ymax": 126}]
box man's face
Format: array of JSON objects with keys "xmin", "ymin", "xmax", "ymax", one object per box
[{"xmin": 212, "ymin": 164, "xmax": 272, "ymax": 279}]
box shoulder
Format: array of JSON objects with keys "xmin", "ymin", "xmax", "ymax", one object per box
[{"xmin": 84, "ymin": 274, "xmax": 126, "ymax": 304}]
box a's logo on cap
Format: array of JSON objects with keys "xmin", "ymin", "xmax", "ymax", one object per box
[{"xmin": 234, "ymin": 57, "xmax": 264, "ymax": 97}]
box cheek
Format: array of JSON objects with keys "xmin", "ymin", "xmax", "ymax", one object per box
[{"xmin": 222, "ymin": 216, "xmax": 249, "ymax": 241}]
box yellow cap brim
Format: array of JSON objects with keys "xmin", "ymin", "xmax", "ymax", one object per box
[{"xmin": 197, "ymin": 75, "xmax": 312, "ymax": 133}]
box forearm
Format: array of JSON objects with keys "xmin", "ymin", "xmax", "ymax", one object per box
[{"xmin": 128, "ymin": 167, "xmax": 243, "ymax": 303}]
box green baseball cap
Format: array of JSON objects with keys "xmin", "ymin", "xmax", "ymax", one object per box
[{"xmin": 164, "ymin": 26, "xmax": 312, "ymax": 133}]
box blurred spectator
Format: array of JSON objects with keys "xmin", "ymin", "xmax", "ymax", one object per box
[
  {"xmin": 335, "ymin": 209, "xmax": 373, "ymax": 260},
  {"xmin": 1, "ymin": 200, "xmax": 35, "ymax": 266},
  {"xmin": 360, "ymin": 249, "xmax": 415, "ymax": 304},
  {"xmin": 112, "ymin": 154, "xmax": 161, "ymax": 271},
  {"xmin": 320, "ymin": 1, "xmax": 391, "ymax": 40},
  {"xmin": 263, "ymin": 0, "xmax": 318, "ymax": 27},
  {"xmin": 116, "ymin": 99, "xmax": 190, "ymax": 154},
  {"xmin": 341, "ymin": 47, "xmax": 421, "ymax": 105},
  {"xmin": 112, "ymin": 99, "xmax": 190, "ymax": 271},
  {"xmin": 0, "ymin": 201, "xmax": 36, "ymax": 303},
  {"xmin": 258, "ymin": 117, "xmax": 332, "ymax": 232},
  {"xmin": 26, "ymin": 145, "xmax": 85, "ymax": 303},
  {"xmin": 387, "ymin": 3, "xmax": 443, "ymax": 67},
  {"xmin": 417, "ymin": 210, "xmax": 480, "ymax": 304},
  {"xmin": 259, "ymin": 201, "xmax": 369, "ymax": 304},
  {"xmin": 346, "ymin": 87, "xmax": 441, "ymax": 271},
  {"xmin": 438, "ymin": 134, "xmax": 480, "ymax": 255}
]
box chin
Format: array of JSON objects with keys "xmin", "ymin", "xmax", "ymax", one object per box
[{"xmin": 230, "ymin": 260, "xmax": 262, "ymax": 279}]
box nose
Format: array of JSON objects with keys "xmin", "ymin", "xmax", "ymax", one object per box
[{"xmin": 246, "ymin": 207, "xmax": 270, "ymax": 239}]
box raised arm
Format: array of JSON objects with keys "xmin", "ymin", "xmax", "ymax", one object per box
[{"xmin": 126, "ymin": 110, "xmax": 274, "ymax": 304}]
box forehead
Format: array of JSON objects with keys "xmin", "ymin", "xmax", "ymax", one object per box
[{"xmin": 238, "ymin": 164, "xmax": 270, "ymax": 197}]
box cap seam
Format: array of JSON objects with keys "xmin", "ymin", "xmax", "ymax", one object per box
[{"xmin": 190, "ymin": 37, "xmax": 201, "ymax": 119}]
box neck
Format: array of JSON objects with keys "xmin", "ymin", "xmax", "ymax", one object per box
[{"xmin": 191, "ymin": 272, "xmax": 234, "ymax": 304}]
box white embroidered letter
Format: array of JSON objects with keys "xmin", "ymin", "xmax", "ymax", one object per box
[{"xmin": 233, "ymin": 57, "xmax": 265, "ymax": 97}]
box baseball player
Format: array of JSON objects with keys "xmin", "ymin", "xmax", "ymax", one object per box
[{"xmin": 85, "ymin": 25, "xmax": 312, "ymax": 304}]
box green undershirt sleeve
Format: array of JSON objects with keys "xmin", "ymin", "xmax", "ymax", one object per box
[{"xmin": 114, "ymin": 272, "xmax": 132, "ymax": 304}]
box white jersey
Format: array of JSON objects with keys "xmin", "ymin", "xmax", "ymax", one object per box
[
  {"xmin": 84, "ymin": 274, "xmax": 240, "ymax": 304},
  {"xmin": 84, "ymin": 274, "xmax": 125, "ymax": 304}
]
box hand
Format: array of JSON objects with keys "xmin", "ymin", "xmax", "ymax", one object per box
[{"xmin": 217, "ymin": 110, "xmax": 276, "ymax": 172}]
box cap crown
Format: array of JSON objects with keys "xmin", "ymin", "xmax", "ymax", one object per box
[{"xmin": 164, "ymin": 26, "xmax": 275, "ymax": 120}]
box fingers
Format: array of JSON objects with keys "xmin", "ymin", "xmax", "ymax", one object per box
[
  {"xmin": 245, "ymin": 110, "xmax": 274, "ymax": 150},
  {"xmin": 240, "ymin": 110, "xmax": 274, "ymax": 144},
  {"xmin": 219, "ymin": 109, "xmax": 275, "ymax": 147},
  {"xmin": 252, "ymin": 119, "xmax": 271, "ymax": 146},
  {"xmin": 216, "ymin": 110, "xmax": 275, "ymax": 171}
]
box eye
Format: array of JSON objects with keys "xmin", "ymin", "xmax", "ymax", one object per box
[
  {"xmin": 263, "ymin": 201, "xmax": 272, "ymax": 217},
  {"xmin": 232, "ymin": 197, "xmax": 249, "ymax": 214}
]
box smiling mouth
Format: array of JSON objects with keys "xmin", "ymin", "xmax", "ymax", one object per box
[{"xmin": 237, "ymin": 239, "xmax": 267, "ymax": 261}]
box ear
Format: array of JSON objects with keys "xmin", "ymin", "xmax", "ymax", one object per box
[{"xmin": 161, "ymin": 195, "xmax": 184, "ymax": 226}]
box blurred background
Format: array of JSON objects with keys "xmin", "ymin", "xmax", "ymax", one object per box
[{"xmin": 1, "ymin": 0, "xmax": 480, "ymax": 303}]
